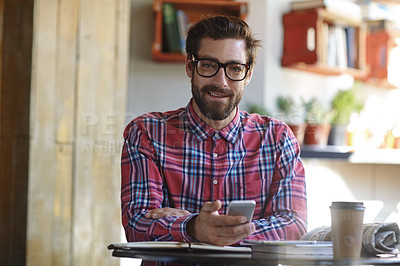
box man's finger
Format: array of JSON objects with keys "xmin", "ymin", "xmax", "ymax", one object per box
[
  {"xmin": 145, "ymin": 207, "xmax": 191, "ymax": 219},
  {"xmin": 217, "ymin": 222, "xmax": 255, "ymax": 237},
  {"xmin": 211, "ymin": 223, "xmax": 256, "ymax": 246},
  {"xmin": 223, "ymin": 214, "xmax": 248, "ymax": 225}
]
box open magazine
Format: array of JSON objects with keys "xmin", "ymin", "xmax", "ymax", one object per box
[
  {"xmin": 108, "ymin": 240, "xmax": 334, "ymax": 256},
  {"xmin": 108, "ymin": 241, "xmax": 252, "ymax": 253},
  {"xmin": 242, "ymin": 240, "xmax": 333, "ymax": 255}
]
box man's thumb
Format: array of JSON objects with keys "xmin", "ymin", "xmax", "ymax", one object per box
[{"xmin": 203, "ymin": 200, "xmax": 222, "ymax": 213}]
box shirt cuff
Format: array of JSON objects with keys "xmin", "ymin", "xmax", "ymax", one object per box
[{"xmin": 171, "ymin": 213, "xmax": 199, "ymax": 242}]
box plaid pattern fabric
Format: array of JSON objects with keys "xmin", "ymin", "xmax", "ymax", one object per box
[{"xmin": 121, "ymin": 100, "xmax": 307, "ymax": 243}]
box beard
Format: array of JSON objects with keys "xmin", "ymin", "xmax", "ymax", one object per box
[{"xmin": 191, "ymin": 82, "xmax": 243, "ymax": 121}]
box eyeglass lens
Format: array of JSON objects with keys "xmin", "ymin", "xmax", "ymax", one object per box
[{"xmin": 196, "ymin": 59, "xmax": 248, "ymax": 81}]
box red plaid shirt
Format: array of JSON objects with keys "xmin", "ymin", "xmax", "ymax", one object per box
[{"xmin": 121, "ymin": 100, "xmax": 307, "ymax": 243}]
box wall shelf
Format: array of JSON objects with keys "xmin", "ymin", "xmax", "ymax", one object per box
[
  {"xmin": 301, "ymin": 145, "xmax": 400, "ymax": 164},
  {"xmin": 364, "ymin": 29, "xmax": 400, "ymax": 89},
  {"xmin": 281, "ymin": 8, "xmax": 367, "ymax": 78},
  {"xmin": 301, "ymin": 145, "xmax": 353, "ymax": 160},
  {"xmin": 152, "ymin": 0, "xmax": 248, "ymax": 63}
]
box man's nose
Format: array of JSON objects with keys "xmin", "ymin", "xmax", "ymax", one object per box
[{"xmin": 213, "ymin": 67, "xmax": 229, "ymax": 86}]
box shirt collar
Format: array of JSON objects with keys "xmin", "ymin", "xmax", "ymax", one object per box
[{"xmin": 186, "ymin": 99, "xmax": 241, "ymax": 144}]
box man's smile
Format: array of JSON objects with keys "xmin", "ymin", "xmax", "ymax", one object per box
[
  {"xmin": 204, "ymin": 87, "xmax": 232, "ymax": 99},
  {"xmin": 208, "ymin": 91, "xmax": 229, "ymax": 99},
  {"xmin": 209, "ymin": 91, "xmax": 225, "ymax": 98}
]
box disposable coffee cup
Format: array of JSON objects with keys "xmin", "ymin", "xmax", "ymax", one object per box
[{"xmin": 330, "ymin": 201, "xmax": 365, "ymax": 259}]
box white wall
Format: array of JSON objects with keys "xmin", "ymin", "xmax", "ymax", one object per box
[{"xmin": 304, "ymin": 160, "xmax": 400, "ymax": 230}]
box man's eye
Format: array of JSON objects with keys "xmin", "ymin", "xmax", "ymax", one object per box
[
  {"xmin": 201, "ymin": 61, "xmax": 216, "ymax": 69},
  {"xmin": 229, "ymin": 65, "xmax": 244, "ymax": 73}
]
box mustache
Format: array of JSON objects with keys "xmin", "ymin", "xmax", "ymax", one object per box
[{"xmin": 203, "ymin": 85, "xmax": 234, "ymax": 96}]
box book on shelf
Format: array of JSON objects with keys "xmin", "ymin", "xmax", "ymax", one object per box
[
  {"xmin": 323, "ymin": 24, "xmax": 357, "ymax": 69},
  {"xmin": 335, "ymin": 25, "xmax": 348, "ymax": 70},
  {"xmin": 319, "ymin": 22, "xmax": 329, "ymax": 65},
  {"xmin": 291, "ymin": 0, "xmax": 362, "ymax": 21},
  {"xmin": 176, "ymin": 9, "xmax": 188, "ymax": 54},
  {"xmin": 327, "ymin": 25, "xmax": 338, "ymax": 67},
  {"xmin": 108, "ymin": 241, "xmax": 252, "ymax": 253},
  {"xmin": 162, "ymin": 3, "xmax": 182, "ymax": 53},
  {"xmin": 242, "ymin": 240, "xmax": 333, "ymax": 256},
  {"xmin": 345, "ymin": 26, "xmax": 357, "ymax": 68}
]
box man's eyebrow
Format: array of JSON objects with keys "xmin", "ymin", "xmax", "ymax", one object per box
[{"xmin": 197, "ymin": 56, "xmax": 246, "ymax": 65}]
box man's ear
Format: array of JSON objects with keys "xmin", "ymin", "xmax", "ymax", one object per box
[
  {"xmin": 185, "ymin": 55, "xmax": 193, "ymax": 78},
  {"xmin": 244, "ymin": 67, "xmax": 253, "ymax": 86}
]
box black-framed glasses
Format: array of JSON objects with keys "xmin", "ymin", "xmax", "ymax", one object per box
[{"xmin": 191, "ymin": 55, "xmax": 250, "ymax": 81}]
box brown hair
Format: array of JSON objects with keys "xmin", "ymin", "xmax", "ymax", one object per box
[{"xmin": 186, "ymin": 15, "xmax": 261, "ymax": 67}]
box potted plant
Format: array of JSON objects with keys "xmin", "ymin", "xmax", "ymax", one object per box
[
  {"xmin": 276, "ymin": 95, "xmax": 306, "ymax": 145},
  {"xmin": 328, "ymin": 85, "xmax": 364, "ymax": 146},
  {"xmin": 246, "ymin": 102, "xmax": 270, "ymax": 116},
  {"xmin": 303, "ymin": 97, "xmax": 333, "ymax": 146}
]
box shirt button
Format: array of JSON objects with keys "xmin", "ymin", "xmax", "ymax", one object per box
[
  {"xmin": 213, "ymin": 180, "xmax": 218, "ymax": 185},
  {"xmin": 213, "ymin": 153, "xmax": 218, "ymax": 158},
  {"xmin": 215, "ymin": 132, "xmax": 219, "ymax": 138}
]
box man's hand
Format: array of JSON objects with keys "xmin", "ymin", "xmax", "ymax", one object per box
[
  {"xmin": 145, "ymin": 207, "xmax": 191, "ymax": 219},
  {"xmin": 186, "ymin": 200, "xmax": 255, "ymax": 246}
]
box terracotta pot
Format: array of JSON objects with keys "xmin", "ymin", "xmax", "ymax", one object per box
[
  {"xmin": 304, "ymin": 124, "xmax": 331, "ymax": 146},
  {"xmin": 394, "ymin": 137, "xmax": 400, "ymax": 149},
  {"xmin": 288, "ymin": 123, "xmax": 306, "ymax": 146}
]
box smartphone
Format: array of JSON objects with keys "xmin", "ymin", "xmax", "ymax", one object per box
[{"xmin": 227, "ymin": 200, "xmax": 256, "ymax": 222}]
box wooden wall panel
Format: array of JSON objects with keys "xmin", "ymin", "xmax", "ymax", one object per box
[
  {"xmin": 27, "ymin": 0, "xmax": 63, "ymax": 264},
  {"xmin": 73, "ymin": 0, "xmax": 115, "ymax": 263},
  {"xmin": 73, "ymin": 0, "xmax": 129, "ymax": 264},
  {"xmin": 55, "ymin": 0, "xmax": 79, "ymax": 144},
  {"xmin": 27, "ymin": 0, "xmax": 130, "ymax": 265}
]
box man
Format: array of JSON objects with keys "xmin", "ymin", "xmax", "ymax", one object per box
[{"xmin": 121, "ymin": 15, "xmax": 307, "ymax": 246}]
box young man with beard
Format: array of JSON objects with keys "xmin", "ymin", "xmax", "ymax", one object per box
[{"xmin": 121, "ymin": 16, "xmax": 307, "ymax": 246}]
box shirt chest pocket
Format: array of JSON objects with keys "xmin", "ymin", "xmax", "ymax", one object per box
[
  {"xmin": 241, "ymin": 173, "xmax": 272, "ymax": 197},
  {"xmin": 227, "ymin": 172, "xmax": 271, "ymax": 199}
]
